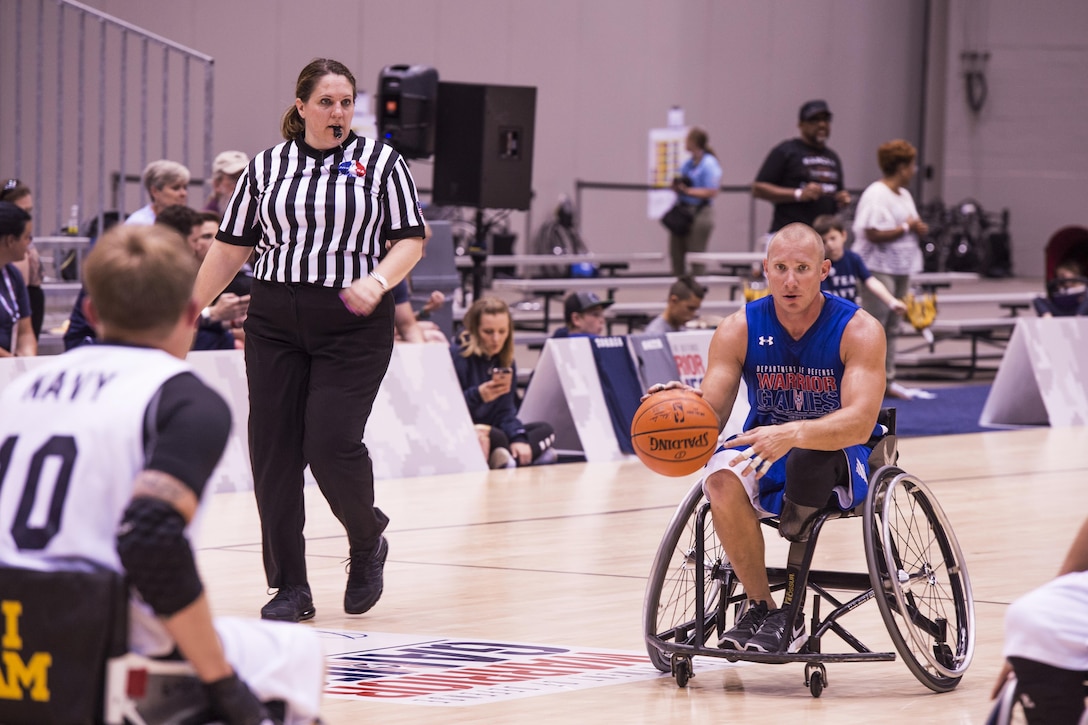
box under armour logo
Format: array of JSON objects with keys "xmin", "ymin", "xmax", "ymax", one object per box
[{"xmin": 758, "ymin": 336, "xmax": 774, "ymax": 346}]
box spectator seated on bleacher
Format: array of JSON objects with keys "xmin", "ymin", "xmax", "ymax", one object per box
[
  {"xmin": 123, "ymin": 159, "xmax": 190, "ymax": 226},
  {"xmin": 551, "ymin": 291, "xmax": 613, "ymax": 338},
  {"xmin": 643, "ymin": 276, "xmax": 707, "ymax": 334},
  {"xmin": 452, "ymin": 296, "xmax": 557, "ymax": 469},
  {"xmin": 64, "ymin": 206, "xmax": 251, "ymax": 352},
  {"xmin": 1034, "ymin": 260, "xmax": 1088, "ymax": 317},
  {"xmin": 0, "ymin": 201, "xmax": 36, "ymax": 357}
]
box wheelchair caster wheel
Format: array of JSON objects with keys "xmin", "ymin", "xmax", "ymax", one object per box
[
  {"xmin": 672, "ymin": 656, "xmax": 693, "ymax": 688},
  {"xmin": 805, "ymin": 663, "xmax": 827, "ymax": 698}
]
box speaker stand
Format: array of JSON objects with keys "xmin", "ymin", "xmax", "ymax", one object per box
[{"xmin": 469, "ymin": 207, "xmax": 488, "ymax": 302}]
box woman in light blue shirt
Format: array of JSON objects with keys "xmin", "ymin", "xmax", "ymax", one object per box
[{"xmin": 669, "ymin": 127, "xmax": 722, "ymax": 276}]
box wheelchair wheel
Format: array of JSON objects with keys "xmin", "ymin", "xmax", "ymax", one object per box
[
  {"xmin": 984, "ymin": 675, "xmax": 1024, "ymax": 725},
  {"xmin": 864, "ymin": 466, "xmax": 975, "ymax": 692},
  {"xmin": 644, "ymin": 480, "xmax": 736, "ymax": 672}
]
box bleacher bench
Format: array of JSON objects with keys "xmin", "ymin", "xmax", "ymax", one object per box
[{"xmin": 897, "ymin": 316, "xmax": 1018, "ymax": 378}]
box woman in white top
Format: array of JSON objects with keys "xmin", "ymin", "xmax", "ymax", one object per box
[{"xmin": 851, "ymin": 139, "xmax": 929, "ymax": 400}]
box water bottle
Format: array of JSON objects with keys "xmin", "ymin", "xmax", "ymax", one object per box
[
  {"xmin": 743, "ymin": 262, "xmax": 768, "ymax": 303},
  {"xmin": 66, "ymin": 205, "xmax": 80, "ymax": 236}
]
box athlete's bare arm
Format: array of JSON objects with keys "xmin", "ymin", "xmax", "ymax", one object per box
[
  {"xmin": 791, "ymin": 307, "xmax": 886, "ymax": 449},
  {"xmin": 699, "ymin": 309, "xmax": 747, "ymax": 430}
]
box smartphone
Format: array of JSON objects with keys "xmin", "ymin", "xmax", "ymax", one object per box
[{"xmin": 490, "ymin": 366, "xmax": 513, "ymax": 381}]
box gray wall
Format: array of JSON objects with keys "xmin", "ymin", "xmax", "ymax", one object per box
[
  {"xmin": 936, "ymin": 0, "xmax": 1088, "ymax": 276},
  {"xmin": 2, "ymin": 0, "xmax": 1085, "ymax": 276}
]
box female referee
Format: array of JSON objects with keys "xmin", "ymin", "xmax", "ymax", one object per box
[{"xmin": 193, "ymin": 58, "xmax": 425, "ymax": 623}]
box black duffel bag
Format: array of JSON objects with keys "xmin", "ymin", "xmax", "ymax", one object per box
[{"xmin": 660, "ymin": 202, "xmax": 696, "ymax": 236}]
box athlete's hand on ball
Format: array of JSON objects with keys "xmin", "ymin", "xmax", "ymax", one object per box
[
  {"xmin": 642, "ymin": 380, "xmax": 701, "ymax": 402},
  {"xmin": 631, "ymin": 389, "xmax": 719, "ymax": 477}
]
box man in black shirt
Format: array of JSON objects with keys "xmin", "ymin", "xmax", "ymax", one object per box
[{"xmin": 752, "ymin": 100, "xmax": 851, "ymax": 234}]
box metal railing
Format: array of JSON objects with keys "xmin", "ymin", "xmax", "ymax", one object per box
[
  {"xmin": 574, "ymin": 180, "xmax": 762, "ymax": 250},
  {"xmin": 1, "ymin": 0, "xmax": 214, "ymax": 236},
  {"xmin": 574, "ymin": 180, "xmax": 869, "ymax": 252}
]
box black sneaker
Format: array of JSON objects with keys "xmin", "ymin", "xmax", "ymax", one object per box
[
  {"xmin": 718, "ymin": 600, "xmax": 770, "ymax": 649},
  {"xmin": 744, "ymin": 607, "xmax": 806, "ymax": 653},
  {"xmin": 260, "ymin": 584, "xmax": 315, "ymax": 622},
  {"xmin": 344, "ymin": 536, "xmax": 388, "ymax": 615}
]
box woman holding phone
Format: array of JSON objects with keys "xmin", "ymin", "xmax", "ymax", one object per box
[{"xmin": 452, "ymin": 297, "xmax": 557, "ymax": 469}]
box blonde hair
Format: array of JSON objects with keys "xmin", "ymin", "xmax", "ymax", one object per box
[
  {"xmin": 84, "ymin": 224, "xmax": 197, "ymax": 336},
  {"xmin": 458, "ymin": 296, "xmax": 515, "ymax": 367},
  {"xmin": 281, "ymin": 58, "xmax": 357, "ymax": 141}
]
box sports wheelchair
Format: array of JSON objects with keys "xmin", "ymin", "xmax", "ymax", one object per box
[
  {"xmin": 0, "ymin": 563, "xmax": 210, "ymax": 725},
  {"xmin": 987, "ymin": 673, "xmax": 1088, "ymax": 724},
  {"xmin": 642, "ymin": 410, "xmax": 975, "ymax": 697}
]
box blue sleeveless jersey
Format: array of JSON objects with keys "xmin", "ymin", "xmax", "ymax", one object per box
[
  {"xmin": 706, "ymin": 294, "xmax": 873, "ymax": 516},
  {"xmin": 742, "ymin": 293, "xmax": 857, "ymax": 430}
]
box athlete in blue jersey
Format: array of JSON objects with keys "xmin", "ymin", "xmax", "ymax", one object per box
[{"xmin": 645, "ymin": 223, "xmax": 886, "ymax": 654}]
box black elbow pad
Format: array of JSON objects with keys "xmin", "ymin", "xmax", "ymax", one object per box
[{"xmin": 116, "ymin": 497, "xmax": 203, "ymax": 617}]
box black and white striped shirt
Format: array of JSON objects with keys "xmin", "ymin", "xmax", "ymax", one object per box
[{"xmin": 217, "ymin": 131, "xmax": 426, "ymax": 287}]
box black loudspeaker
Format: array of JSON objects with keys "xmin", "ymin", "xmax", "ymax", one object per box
[
  {"xmin": 433, "ymin": 82, "xmax": 536, "ymax": 210},
  {"xmin": 377, "ymin": 65, "xmax": 438, "ymax": 159}
]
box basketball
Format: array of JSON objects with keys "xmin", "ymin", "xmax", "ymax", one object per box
[{"xmin": 630, "ymin": 389, "xmax": 720, "ymax": 477}]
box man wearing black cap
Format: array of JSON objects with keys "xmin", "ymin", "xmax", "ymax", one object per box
[
  {"xmin": 553, "ymin": 291, "xmax": 614, "ymax": 337},
  {"xmin": 752, "ymin": 99, "xmax": 851, "ymax": 234}
]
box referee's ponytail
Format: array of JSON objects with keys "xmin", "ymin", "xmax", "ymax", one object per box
[
  {"xmin": 281, "ymin": 105, "xmax": 305, "ymax": 141},
  {"xmin": 281, "ymin": 58, "xmax": 358, "ymax": 141}
]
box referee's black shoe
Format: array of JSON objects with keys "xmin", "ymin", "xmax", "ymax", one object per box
[
  {"xmin": 261, "ymin": 584, "xmax": 316, "ymax": 622},
  {"xmin": 344, "ymin": 536, "xmax": 388, "ymax": 615}
]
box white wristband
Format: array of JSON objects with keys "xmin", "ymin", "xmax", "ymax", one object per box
[
  {"xmin": 794, "ymin": 188, "xmax": 803, "ymax": 201},
  {"xmin": 369, "ymin": 270, "xmax": 389, "ymax": 291},
  {"xmin": 901, "ymin": 222, "xmax": 910, "ymax": 235}
]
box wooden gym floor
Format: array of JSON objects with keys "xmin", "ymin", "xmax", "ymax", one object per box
[{"xmin": 195, "ymin": 424, "xmax": 1088, "ymax": 724}]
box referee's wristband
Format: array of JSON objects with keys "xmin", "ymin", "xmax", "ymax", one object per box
[{"xmin": 368, "ymin": 270, "xmax": 389, "ymax": 291}]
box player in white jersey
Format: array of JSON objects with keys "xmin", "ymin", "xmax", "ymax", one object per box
[
  {"xmin": 992, "ymin": 515, "xmax": 1088, "ymax": 724},
  {"xmin": 0, "ymin": 225, "xmax": 324, "ymax": 724}
]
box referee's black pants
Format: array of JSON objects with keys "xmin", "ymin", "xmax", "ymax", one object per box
[{"xmin": 245, "ymin": 280, "xmax": 395, "ymax": 588}]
